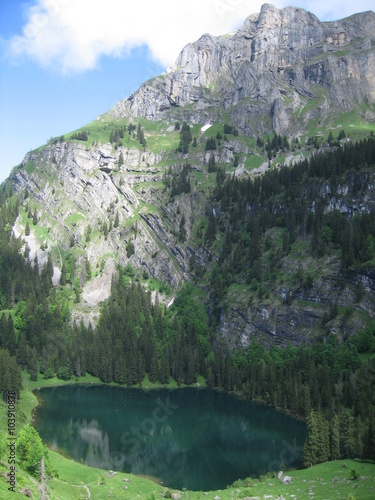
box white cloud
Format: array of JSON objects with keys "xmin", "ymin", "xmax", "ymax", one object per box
[
  {"xmin": 285, "ymin": 0, "xmax": 374, "ymax": 22},
  {"xmin": 5, "ymin": 0, "xmax": 375, "ymax": 75}
]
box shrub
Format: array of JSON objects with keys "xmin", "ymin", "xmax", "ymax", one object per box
[
  {"xmin": 16, "ymin": 425, "xmax": 55, "ymax": 478},
  {"xmin": 57, "ymin": 366, "xmax": 71, "ymax": 380},
  {"xmin": 350, "ymin": 469, "xmax": 359, "ymax": 481},
  {"xmin": 43, "ymin": 368, "xmax": 55, "ymax": 379}
]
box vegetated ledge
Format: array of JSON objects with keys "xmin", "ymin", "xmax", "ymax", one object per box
[{"xmin": 1, "ymin": 372, "xmax": 375, "ymax": 499}]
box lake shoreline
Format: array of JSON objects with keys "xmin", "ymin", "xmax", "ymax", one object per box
[
  {"xmin": 32, "ymin": 382, "xmax": 307, "ymax": 490},
  {"xmin": 1, "ymin": 372, "xmax": 375, "ymax": 498}
]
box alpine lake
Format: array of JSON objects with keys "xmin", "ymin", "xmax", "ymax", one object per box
[{"xmin": 33, "ymin": 385, "xmax": 306, "ymax": 491}]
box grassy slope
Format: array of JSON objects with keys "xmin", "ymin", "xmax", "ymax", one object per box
[{"xmin": 0, "ymin": 373, "xmax": 375, "ymax": 499}]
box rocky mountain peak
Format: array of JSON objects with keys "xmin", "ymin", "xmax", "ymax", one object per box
[
  {"xmin": 256, "ymin": 2, "xmax": 319, "ymax": 28},
  {"xmin": 111, "ymin": 4, "xmax": 375, "ymax": 136}
]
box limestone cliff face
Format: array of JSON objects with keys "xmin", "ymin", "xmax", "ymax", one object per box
[
  {"xmin": 111, "ymin": 4, "xmax": 375, "ymax": 135},
  {"xmin": 11, "ymin": 140, "xmax": 189, "ymax": 292},
  {"xmin": 219, "ymin": 266, "xmax": 375, "ymax": 349}
]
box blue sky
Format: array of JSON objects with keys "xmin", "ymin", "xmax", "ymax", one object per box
[{"xmin": 0, "ymin": 0, "xmax": 374, "ymax": 183}]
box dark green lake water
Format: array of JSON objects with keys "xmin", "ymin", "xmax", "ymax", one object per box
[{"xmin": 33, "ymin": 385, "xmax": 306, "ymax": 491}]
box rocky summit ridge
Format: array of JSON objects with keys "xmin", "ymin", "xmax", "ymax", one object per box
[
  {"xmin": 111, "ymin": 3, "xmax": 375, "ymax": 135},
  {"xmin": 5, "ymin": 4, "xmax": 375, "ymax": 346}
]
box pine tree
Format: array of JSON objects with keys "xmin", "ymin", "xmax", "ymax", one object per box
[
  {"xmin": 341, "ymin": 409, "xmax": 357, "ymax": 458},
  {"xmin": 205, "ymin": 137, "xmax": 217, "ymax": 150},
  {"xmin": 303, "ymin": 409, "xmax": 319, "ymax": 467},
  {"xmin": 85, "ymin": 256, "xmax": 92, "ymax": 281},
  {"xmin": 149, "ymin": 346, "xmax": 159, "ymax": 383},
  {"xmin": 114, "ymin": 211, "xmax": 119, "ymax": 228},
  {"xmin": 302, "ymin": 385, "xmax": 311, "ymax": 418},
  {"xmin": 70, "ymin": 256, "xmax": 76, "ymax": 286},
  {"xmin": 0, "ymin": 349, "xmax": 22, "ymax": 398},
  {"xmin": 185, "ymin": 348, "xmax": 196, "ymax": 385},
  {"xmin": 179, "ymin": 214, "xmax": 186, "ymax": 242},
  {"xmin": 85, "ymin": 224, "xmax": 92, "ymax": 242},
  {"xmin": 341, "ymin": 222, "xmax": 355, "ymax": 269},
  {"xmin": 316, "ymin": 412, "xmax": 330, "ymax": 463},
  {"xmin": 205, "ymin": 210, "xmax": 217, "ymax": 244},
  {"xmin": 330, "ymin": 414, "xmax": 341, "ymax": 460},
  {"xmin": 363, "ymin": 420, "xmax": 375, "ymax": 460},
  {"xmin": 0, "ymin": 313, "xmax": 7, "ymax": 349},
  {"xmin": 27, "ymin": 349, "xmax": 38, "ymax": 382},
  {"xmin": 178, "ymin": 122, "xmax": 192, "ymax": 153},
  {"xmin": 159, "ymin": 348, "xmax": 170, "ymax": 385},
  {"xmin": 208, "ymin": 153, "xmax": 216, "ymax": 172},
  {"xmin": 126, "ymin": 242, "xmax": 135, "ymax": 258},
  {"xmin": 118, "ymin": 152, "xmax": 124, "ymax": 166},
  {"xmin": 16, "ymin": 332, "xmax": 28, "ymax": 370},
  {"xmin": 6, "ymin": 317, "xmax": 16, "ymax": 357},
  {"xmin": 338, "ymin": 129, "xmax": 346, "ymax": 140},
  {"xmin": 60, "ymin": 261, "xmax": 66, "ymax": 286}
]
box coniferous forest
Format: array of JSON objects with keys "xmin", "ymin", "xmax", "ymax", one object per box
[{"xmin": 1, "ymin": 136, "xmax": 375, "ymax": 472}]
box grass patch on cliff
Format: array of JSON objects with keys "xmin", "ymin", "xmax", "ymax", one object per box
[
  {"xmin": 139, "ymin": 200, "xmax": 158, "ymax": 214},
  {"xmin": 121, "ymin": 201, "xmax": 158, "ymax": 231},
  {"xmin": 17, "ymin": 205, "xmax": 30, "ymax": 226},
  {"xmin": 24, "ymin": 161, "xmax": 35, "ymax": 174},
  {"xmin": 146, "ymin": 130, "xmax": 180, "ymax": 153},
  {"xmin": 32, "ymin": 220, "xmax": 51, "ymax": 243},
  {"xmin": 142, "ymin": 276, "xmax": 173, "ymax": 297},
  {"xmin": 65, "ymin": 213, "xmax": 85, "ymax": 226},
  {"xmin": 329, "ymin": 111, "xmax": 375, "ymax": 138},
  {"xmin": 193, "ymin": 170, "xmax": 217, "ymax": 190},
  {"xmin": 190, "ymin": 216, "xmax": 208, "ymax": 244},
  {"xmin": 133, "ymin": 180, "xmax": 165, "ymax": 191},
  {"xmin": 123, "ymin": 211, "xmax": 141, "ymax": 228},
  {"xmin": 245, "ymin": 154, "xmax": 265, "ymax": 169}
]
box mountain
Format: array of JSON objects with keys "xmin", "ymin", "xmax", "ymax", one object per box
[
  {"xmin": 4, "ymin": 3, "xmax": 375, "ymax": 347},
  {"xmin": 112, "ymin": 3, "xmax": 375, "ymax": 135}
]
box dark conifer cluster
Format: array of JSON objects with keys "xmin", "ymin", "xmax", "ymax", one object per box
[
  {"xmin": 109, "ymin": 123, "xmax": 147, "ymax": 148},
  {"xmin": 201, "ymin": 135, "xmax": 375, "ymax": 322},
  {"xmin": 109, "ymin": 126, "xmax": 125, "ymax": 144},
  {"xmin": 163, "ymin": 163, "xmax": 192, "ymax": 198},
  {"xmin": 223, "ymin": 124, "xmax": 238, "ymax": 136},
  {"xmin": 205, "ymin": 137, "xmax": 217, "ymax": 150},
  {"xmin": 70, "ymin": 130, "xmax": 88, "ymax": 141}
]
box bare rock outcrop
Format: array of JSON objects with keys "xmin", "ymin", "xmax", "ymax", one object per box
[{"xmin": 111, "ymin": 4, "xmax": 375, "ymax": 135}]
